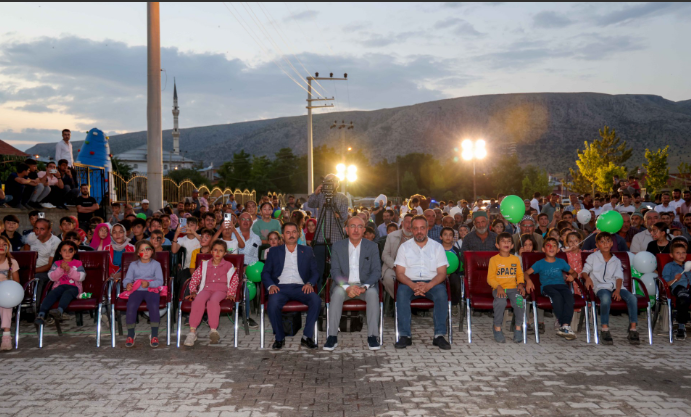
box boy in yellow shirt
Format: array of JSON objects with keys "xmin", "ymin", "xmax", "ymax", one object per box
[{"xmin": 487, "ymin": 232, "xmax": 534, "ymax": 343}]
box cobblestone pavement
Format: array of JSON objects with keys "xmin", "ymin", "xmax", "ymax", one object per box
[{"xmin": 1, "ymin": 309, "xmax": 691, "ymax": 417}]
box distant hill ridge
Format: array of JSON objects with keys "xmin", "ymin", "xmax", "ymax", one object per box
[{"xmin": 25, "ymin": 92, "xmax": 691, "ymax": 172}]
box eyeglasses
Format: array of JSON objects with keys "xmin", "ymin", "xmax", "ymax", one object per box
[
  {"xmin": 347, "ymin": 225, "xmax": 365, "ymax": 230},
  {"xmin": 239, "ymin": 218, "xmax": 252, "ymax": 222}
]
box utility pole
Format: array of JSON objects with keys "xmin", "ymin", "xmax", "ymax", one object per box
[
  {"xmin": 306, "ymin": 72, "xmax": 347, "ymax": 194},
  {"xmin": 146, "ymin": 2, "xmax": 163, "ymax": 211}
]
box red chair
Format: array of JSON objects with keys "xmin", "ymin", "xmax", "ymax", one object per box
[
  {"xmin": 463, "ymin": 251, "xmax": 526, "ymax": 344},
  {"xmin": 654, "ymin": 253, "xmax": 691, "ymax": 344},
  {"xmin": 582, "ymin": 252, "xmax": 652, "ymax": 345},
  {"xmin": 393, "ymin": 277, "xmax": 453, "ymax": 344},
  {"xmin": 324, "ymin": 279, "xmax": 384, "ymax": 343},
  {"xmin": 110, "ymin": 252, "xmax": 172, "ymax": 347},
  {"xmin": 10, "ymin": 251, "xmax": 37, "ymax": 349},
  {"xmin": 175, "ymin": 253, "xmax": 245, "ymax": 347},
  {"xmin": 37, "ymin": 251, "xmax": 110, "ymax": 348},
  {"xmin": 521, "ymin": 252, "xmax": 590, "ymax": 343},
  {"xmin": 259, "ymin": 282, "xmax": 319, "ymax": 349}
]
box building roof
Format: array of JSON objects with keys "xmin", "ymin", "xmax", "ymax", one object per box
[
  {"xmin": 114, "ymin": 145, "xmax": 195, "ymax": 163},
  {"xmin": 0, "ymin": 139, "xmax": 29, "ymax": 157}
]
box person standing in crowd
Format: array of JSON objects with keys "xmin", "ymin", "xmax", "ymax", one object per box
[
  {"xmin": 285, "ymin": 195, "xmax": 298, "ymax": 216},
  {"xmin": 564, "ymin": 194, "xmax": 580, "ymax": 213},
  {"xmin": 323, "ymin": 216, "xmax": 382, "ymax": 351},
  {"xmin": 76, "ymin": 184, "xmax": 99, "ymax": 230},
  {"xmin": 424, "ymin": 209, "xmax": 442, "ymax": 243},
  {"xmin": 616, "ymin": 193, "xmax": 635, "ymax": 214},
  {"xmin": 261, "ymin": 222, "xmax": 321, "ymax": 350},
  {"xmin": 459, "ymin": 212, "xmax": 499, "ymax": 258},
  {"xmin": 541, "ymin": 193, "xmax": 561, "ymax": 222},
  {"xmin": 670, "ymin": 189, "xmax": 684, "ymax": 222},
  {"xmin": 631, "ymin": 210, "xmax": 660, "ymax": 253},
  {"xmin": 136, "ymin": 199, "xmax": 153, "ymax": 218},
  {"xmin": 530, "ymin": 192, "xmax": 541, "ymax": 212},
  {"xmin": 393, "ymin": 215, "xmax": 450, "ymax": 350},
  {"xmin": 252, "ymin": 202, "xmax": 281, "ymax": 245},
  {"xmin": 307, "ymin": 174, "xmax": 349, "ymax": 283},
  {"xmin": 376, "ymin": 209, "xmax": 394, "ymax": 238},
  {"xmin": 55, "ymin": 129, "xmax": 74, "ymax": 168}
]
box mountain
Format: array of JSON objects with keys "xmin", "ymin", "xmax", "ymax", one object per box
[{"xmin": 25, "ymin": 92, "xmax": 691, "ymax": 173}]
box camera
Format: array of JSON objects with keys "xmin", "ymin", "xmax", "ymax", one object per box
[{"xmin": 321, "ymin": 175, "xmax": 339, "ymax": 203}]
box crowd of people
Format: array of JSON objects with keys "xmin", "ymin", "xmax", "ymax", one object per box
[{"xmin": 1, "ymin": 167, "xmax": 690, "ymax": 352}]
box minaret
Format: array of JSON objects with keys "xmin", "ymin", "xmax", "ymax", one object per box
[{"xmin": 172, "ymin": 78, "xmax": 180, "ymax": 155}]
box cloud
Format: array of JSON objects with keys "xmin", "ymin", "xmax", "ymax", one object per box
[
  {"xmin": 12, "ymin": 104, "xmax": 54, "ymax": 113},
  {"xmin": 284, "ymin": 10, "xmax": 318, "ymax": 21},
  {"xmin": 434, "ymin": 18, "xmax": 484, "ymax": 37},
  {"xmin": 0, "ymin": 36, "xmax": 464, "ymax": 146},
  {"xmin": 596, "ymin": 2, "xmax": 691, "ymax": 26},
  {"xmin": 342, "ymin": 21, "xmax": 370, "ymax": 32},
  {"xmin": 357, "ymin": 31, "xmax": 423, "ymax": 47},
  {"xmin": 0, "ymin": 128, "xmax": 63, "ymax": 150},
  {"xmin": 533, "ymin": 11, "xmax": 574, "ymax": 29}
]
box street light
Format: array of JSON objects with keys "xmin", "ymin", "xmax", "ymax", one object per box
[
  {"xmin": 461, "ymin": 139, "xmax": 487, "ymax": 202},
  {"xmin": 336, "ymin": 163, "xmax": 357, "ymax": 195}
]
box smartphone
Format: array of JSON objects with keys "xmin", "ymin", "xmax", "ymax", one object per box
[
  {"xmin": 179, "ymin": 218, "xmax": 187, "ymax": 228},
  {"xmin": 50, "ymin": 169, "xmax": 58, "ymax": 174},
  {"xmin": 38, "ymin": 212, "xmax": 45, "ymax": 219},
  {"xmin": 224, "ymin": 213, "xmax": 233, "ymax": 222}
]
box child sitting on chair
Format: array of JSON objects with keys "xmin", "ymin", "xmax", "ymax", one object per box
[
  {"xmin": 662, "ymin": 242, "xmax": 691, "ymax": 340},
  {"xmin": 34, "ymin": 241, "xmax": 85, "ymax": 326}
]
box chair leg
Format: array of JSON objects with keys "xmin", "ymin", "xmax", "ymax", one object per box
[
  {"xmin": 448, "ymin": 301, "xmax": 453, "ymax": 344},
  {"xmin": 96, "ymin": 305, "xmax": 102, "ymax": 347},
  {"xmin": 646, "ymin": 303, "xmax": 653, "ymax": 345},
  {"xmin": 166, "ymin": 302, "xmax": 171, "ymax": 346},
  {"xmin": 466, "ymin": 300, "xmax": 472, "ymax": 343},
  {"xmin": 314, "ymin": 320, "xmax": 318, "ymax": 346},
  {"xmin": 584, "ymin": 302, "xmax": 591, "ymax": 344},
  {"xmin": 522, "ymin": 303, "xmax": 527, "ymax": 344},
  {"xmin": 394, "ymin": 301, "xmax": 399, "ymax": 343},
  {"xmin": 325, "ymin": 302, "xmax": 330, "ymax": 339},
  {"xmin": 531, "ymin": 302, "xmax": 540, "ymax": 344},
  {"xmin": 54, "ymin": 317, "xmax": 62, "ymax": 337},
  {"xmin": 176, "ymin": 303, "xmax": 182, "ymax": 348},
  {"xmin": 592, "ymin": 302, "xmax": 599, "ymax": 345},
  {"xmin": 39, "ymin": 323, "xmax": 43, "ymax": 348},
  {"xmin": 234, "ymin": 302, "xmax": 239, "ymax": 348},
  {"xmin": 110, "ymin": 304, "xmax": 116, "ymax": 348},
  {"xmin": 260, "ymin": 304, "xmax": 265, "ymax": 349},
  {"xmin": 379, "ymin": 301, "xmax": 383, "ymax": 345},
  {"xmin": 14, "ymin": 306, "xmax": 21, "ymax": 349},
  {"xmin": 116, "ymin": 311, "xmax": 123, "ymax": 336},
  {"xmin": 667, "ymin": 300, "xmax": 674, "ymax": 344}
]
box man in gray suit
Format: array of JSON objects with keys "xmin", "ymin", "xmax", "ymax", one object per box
[
  {"xmin": 324, "ymin": 216, "xmax": 382, "ymax": 351},
  {"xmin": 381, "ymin": 213, "xmax": 413, "ymax": 298}
]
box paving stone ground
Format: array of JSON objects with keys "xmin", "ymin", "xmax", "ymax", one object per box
[{"xmin": 1, "ymin": 308, "xmax": 691, "ymax": 417}]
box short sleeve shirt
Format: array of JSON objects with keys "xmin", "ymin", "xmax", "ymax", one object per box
[
  {"xmin": 394, "ymin": 238, "xmax": 448, "ymax": 281},
  {"xmin": 251, "ymin": 219, "xmax": 281, "ymax": 240},
  {"xmin": 531, "ymin": 258, "xmax": 571, "ymax": 290},
  {"xmin": 76, "ymin": 196, "xmax": 98, "ymax": 224},
  {"xmin": 177, "ymin": 235, "xmax": 201, "ymax": 269}
]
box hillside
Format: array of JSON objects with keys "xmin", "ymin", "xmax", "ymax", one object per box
[{"xmin": 25, "ymin": 92, "xmax": 691, "ymax": 172}]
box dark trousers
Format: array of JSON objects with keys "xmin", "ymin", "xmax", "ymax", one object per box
[
  {"xmin": 47, "ymin": 186, "xmax": 67, "ymax": 206},
  {"xmin": 8, "ymin": 184, "xmax": 29, "ymax": 207},
  {"xmin": 39, "ymin": 285, "xmax": 79, "ymax": 314},
  {"xmin": 34, "ymin": 272, "xmax": 50, "ymax": 313},
  {"xmin": 267, "ymin": 284, "xmax": 320, "ymax": 341},
  {"xmin": 449, "ymin": 273, "xmax": 462, "ymax": 305},
  {"xmin": 543, "ymin": 284, "xmax": 575, "ymax": 326},
  {"xmin": 126, "ymin": 291, "xmax": 160, "ymax": 325},
  {"xmin": 673, "ymin": 286, "xmax": 691, "ymax": 324}
]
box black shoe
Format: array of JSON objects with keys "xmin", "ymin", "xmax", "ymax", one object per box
[
  {"xmin": 395, "ymin": 336, "xmax": 412, "ymax": 349},
  {"xmin": 676, "ymin": 327, "xmax": 687, "ymax": 340},
  {"xmin": 323, "ymin": 335, "xmax": 337, "ymax": 351},
  {"xmin": 247, "ymin": 317, "xmax": 258, "ymax": 329},
  {"xmin": 34, "ymin": 315, "xmax": 45, "ymax": 326},
  {"xmin": 29, "ymin": 202, "xmax": 43, "ymax": 209},
  {"xmin": 627, "ymin": 329, "xmax": 640, "ymax": 345},
  {"xmin": 300, "ymin": 337, "xmax": 317, "ymax": 349},
  {"xmin": 272, "ymin": 340, "xmax": 284, "ymax": 350},
  {"xmin": 433, "ymin": 336, "xmax": 451, "ymax": 350},
  {"xmin": 367, "ymin": 336, "xmax": 380, "ymax": 350},
  {"xmin": 601, "ymin": 330, "xmax": 613, "ymax": 345}
]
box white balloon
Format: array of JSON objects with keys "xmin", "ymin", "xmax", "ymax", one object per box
[
  {"xmin": 633, "ymin": 251, "xmax": 657, "ymax": 274},
  {"xmin": 639, "ymin": 272, "xmax": 657, "ymax": 297},
  {"xmin": 685, "ymin": 261, "xmax": 691, "ymax": 273},
  {"xmin": 449, "ymin": 207, "xmax": 462, "ymax": 217},
  {"xmin": 0, "ymin": 280, "xmax": 24, "ymax": 308},
  {"xmin": 375, "ymin": 194, "xmax": 387, "ymax": 207},
  {"xmin": 576, "ymin": 209, "xmax": 591, "ymax": 225}
]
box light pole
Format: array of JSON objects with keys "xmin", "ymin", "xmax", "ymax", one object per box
[
  {"xmin": 461, "ymin": 139, "xmax": 487, "ymax": 203},
  {"xmin": 336, "ymin": 163, "xmax": 357, "ymax": 196}
]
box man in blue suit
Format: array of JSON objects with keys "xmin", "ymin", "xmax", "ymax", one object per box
[{"xmin": 261, "ymin": 221, "xmax": 321, "ymax": 350}]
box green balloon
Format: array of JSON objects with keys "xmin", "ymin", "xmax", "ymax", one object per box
[
  {"xmin": 499, "ymin": 195, "xmax": 525, "ymax": 223},
  {"xmin": 136, "ymin": 213, "xmax": 147, "ymax": 219},
  {"xmin": 596, "ymin": 210, "xmax": 623, "ymax": 233},
  {"xmin": 272, "ymin": 209, "xmax": 282, "ymax": 219},
  {"xmin": 246, "ymin": 281, "xmax": 257, "ymax": 301},
  {"xmin": 246, "ymin": 261, "xmax": 263, "ymax": 283},
  {"xmin": 446, "ymin": 251, "xmax": 459, "ymax": 274}
]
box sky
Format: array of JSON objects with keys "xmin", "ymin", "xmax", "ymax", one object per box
[{"xmin": 0, "ymin": 2, "xmax": 689, "ymax": 150}]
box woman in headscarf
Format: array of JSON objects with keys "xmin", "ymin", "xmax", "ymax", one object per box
[
  {"xmin": 103, "ymin": 223, "xmax": 135, "ymax": 277},
  {"xmin": 90, "ymin": 223, "xmax": 112, "ymax": 251},
  {"xmin": 304, "ymin": 218, "xmax": 317, "ymax": 246}
]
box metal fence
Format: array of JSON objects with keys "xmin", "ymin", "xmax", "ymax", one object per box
[{"xmin": 112, "ymin": 173, "xmax": 285, "ymax": 207}]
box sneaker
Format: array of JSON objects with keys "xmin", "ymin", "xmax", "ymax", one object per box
[
  {"xmin": 556, "ymin": 326, "xmax": 567, "ymax": 338},
  {"xmin": 493, "ymin": 329, "xmax": 506, "ymax": 343},
  {"xmin": 209, "ymin": 329, "xmax": 220, "ymax": 344},
  {"xmin": 538, "ymin": 323, "xmax": 545, "ymax": 334},
  {"xmin": 676, "ymin": 327, "xmax": 687, "ymax": 340},
  {"xmin": 247, "ymin": 317, "xmax": 259, "ymax": 328},
  {"xmin": 367, "ymin": 336, "xmax": 380, "ymax": 350},
  {"xmin": 601, "ymin": 330, "xmax": 613, "ymax": 345},
  {"xmin": 627, "ymin": 329, "xmax": 640, "ymax": 345},
  {"xmin": 562, "ymin": 326, "xmax": 577, "ymax": 341},
  {"xmin": 41, "ymin": 203, "xmax": 56, "ymax": 209},
  {"xmin": 513, "ymin": 329, "xmax": 523, "ymax": 343},
  {"xmin": 394, "ymin": 336, "xmax": 412, "ymax": 349},
  {"xmin": 433, "ymin": 336, "xmax": 451, "ymax": 350},
  {"xmin": 184, "ymin": 332, "xmax": 197, "ymax": 346},
  {"xmin": 125, "ymin": 336, "xmax": 135, "ymax": 348},
  {"xmin": 1, "ymin": 335, "xmax": 11, "ymax": 351},
  {"xmin": 150, "ymin": 336, "xmax": 159, "ymax": 348},
  {"xmin": 323, "ymin": 335, "xmax": 338, "ymax": 351}
]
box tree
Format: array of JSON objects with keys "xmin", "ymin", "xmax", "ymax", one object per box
[
  {"xmin": 594, "ymin": 162, "xmax": 627, "ymax": 193},
  {"xmin": 218, "ymin": 150, "xmax": 252, "ymax": 190},
  {"xmin": 166, "ymin": 168, "xmax": 210, "ymax": 188},
  {"xmin": 488, "ymin": 154, "xmax": 524, "ymax": 196},
  {"xmin": 593, "ymin": 126, "xmax": 632, "ymax": 165},
  {"xmin": 671, "ymin": 162, "xmax": 691, "ymax": 190},
  {"xmin": 521, "ymin": 165, "xmax": 552, "ymax": 199},
  {"xmin": 111, "ymin": 157, "xmax": 133, "ymax": 180},
  {"xmin": 572, "ymin": 125, "xmax": 633, "ymax": 193},
  {"xmin": 401, "ymin": 171, "xmax": 418, "ymax": 197},
  {"xmin": 643, "ymin": 146, "xmax": 670, "ymax": 195},
  {"xmin": 269, "ymin": 148, "xmax": 298, "ymax": 193}
]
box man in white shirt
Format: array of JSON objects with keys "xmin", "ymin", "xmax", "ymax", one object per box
[
  {"xmin": 630, "ymin": 210, "xmax": 660, "ymax": 253},
  {"xmin": 655, "ymin": 192, "xmax": 676, "ymax": 221},
  {"xmin": 601, "ymin": 194, "xmax": 619, "ymax": 212},
  {"xmin": 323, "ymin": 216, "xmax": 382, "ymax": 351},
  {"xmin": 22, "ymin": 218, "xmax": 61, "ymax": 312},
  {"xmin": 530, "ymin": 192, "xmax": 541, "ymax": 212},
  {"xmin": 393, "ymin": 215, "xmax": 450, "ymax": 350},
  {"xmin": 591, "ymin": 198, "xmax": 604, "ymax": 217},
  {"xmin": 261, "ymin": 222, "xmax": 320, "ymax": 350},
  {"xmin": 55, "ymin": 129, "xmax": 74, "ymax": 167},
  {"xmin": 616, "ymin": 193, "xmax": 635, "ymax": 214},
  {"xmin": 670, "ymin": 189, "xmax": 684, "ymax": 222}
]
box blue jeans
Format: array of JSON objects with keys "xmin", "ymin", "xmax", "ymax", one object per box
[
  {"xmin": 39, "ymin": 285, "xmax": 78, "ymax": 314},
  {"xmin": 396, "ymin": 280, "xmax": 448, "ymax": 338},
  {"xmin": 597, "ymin": 288, "xmax": 638, "ymax": 326}
]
